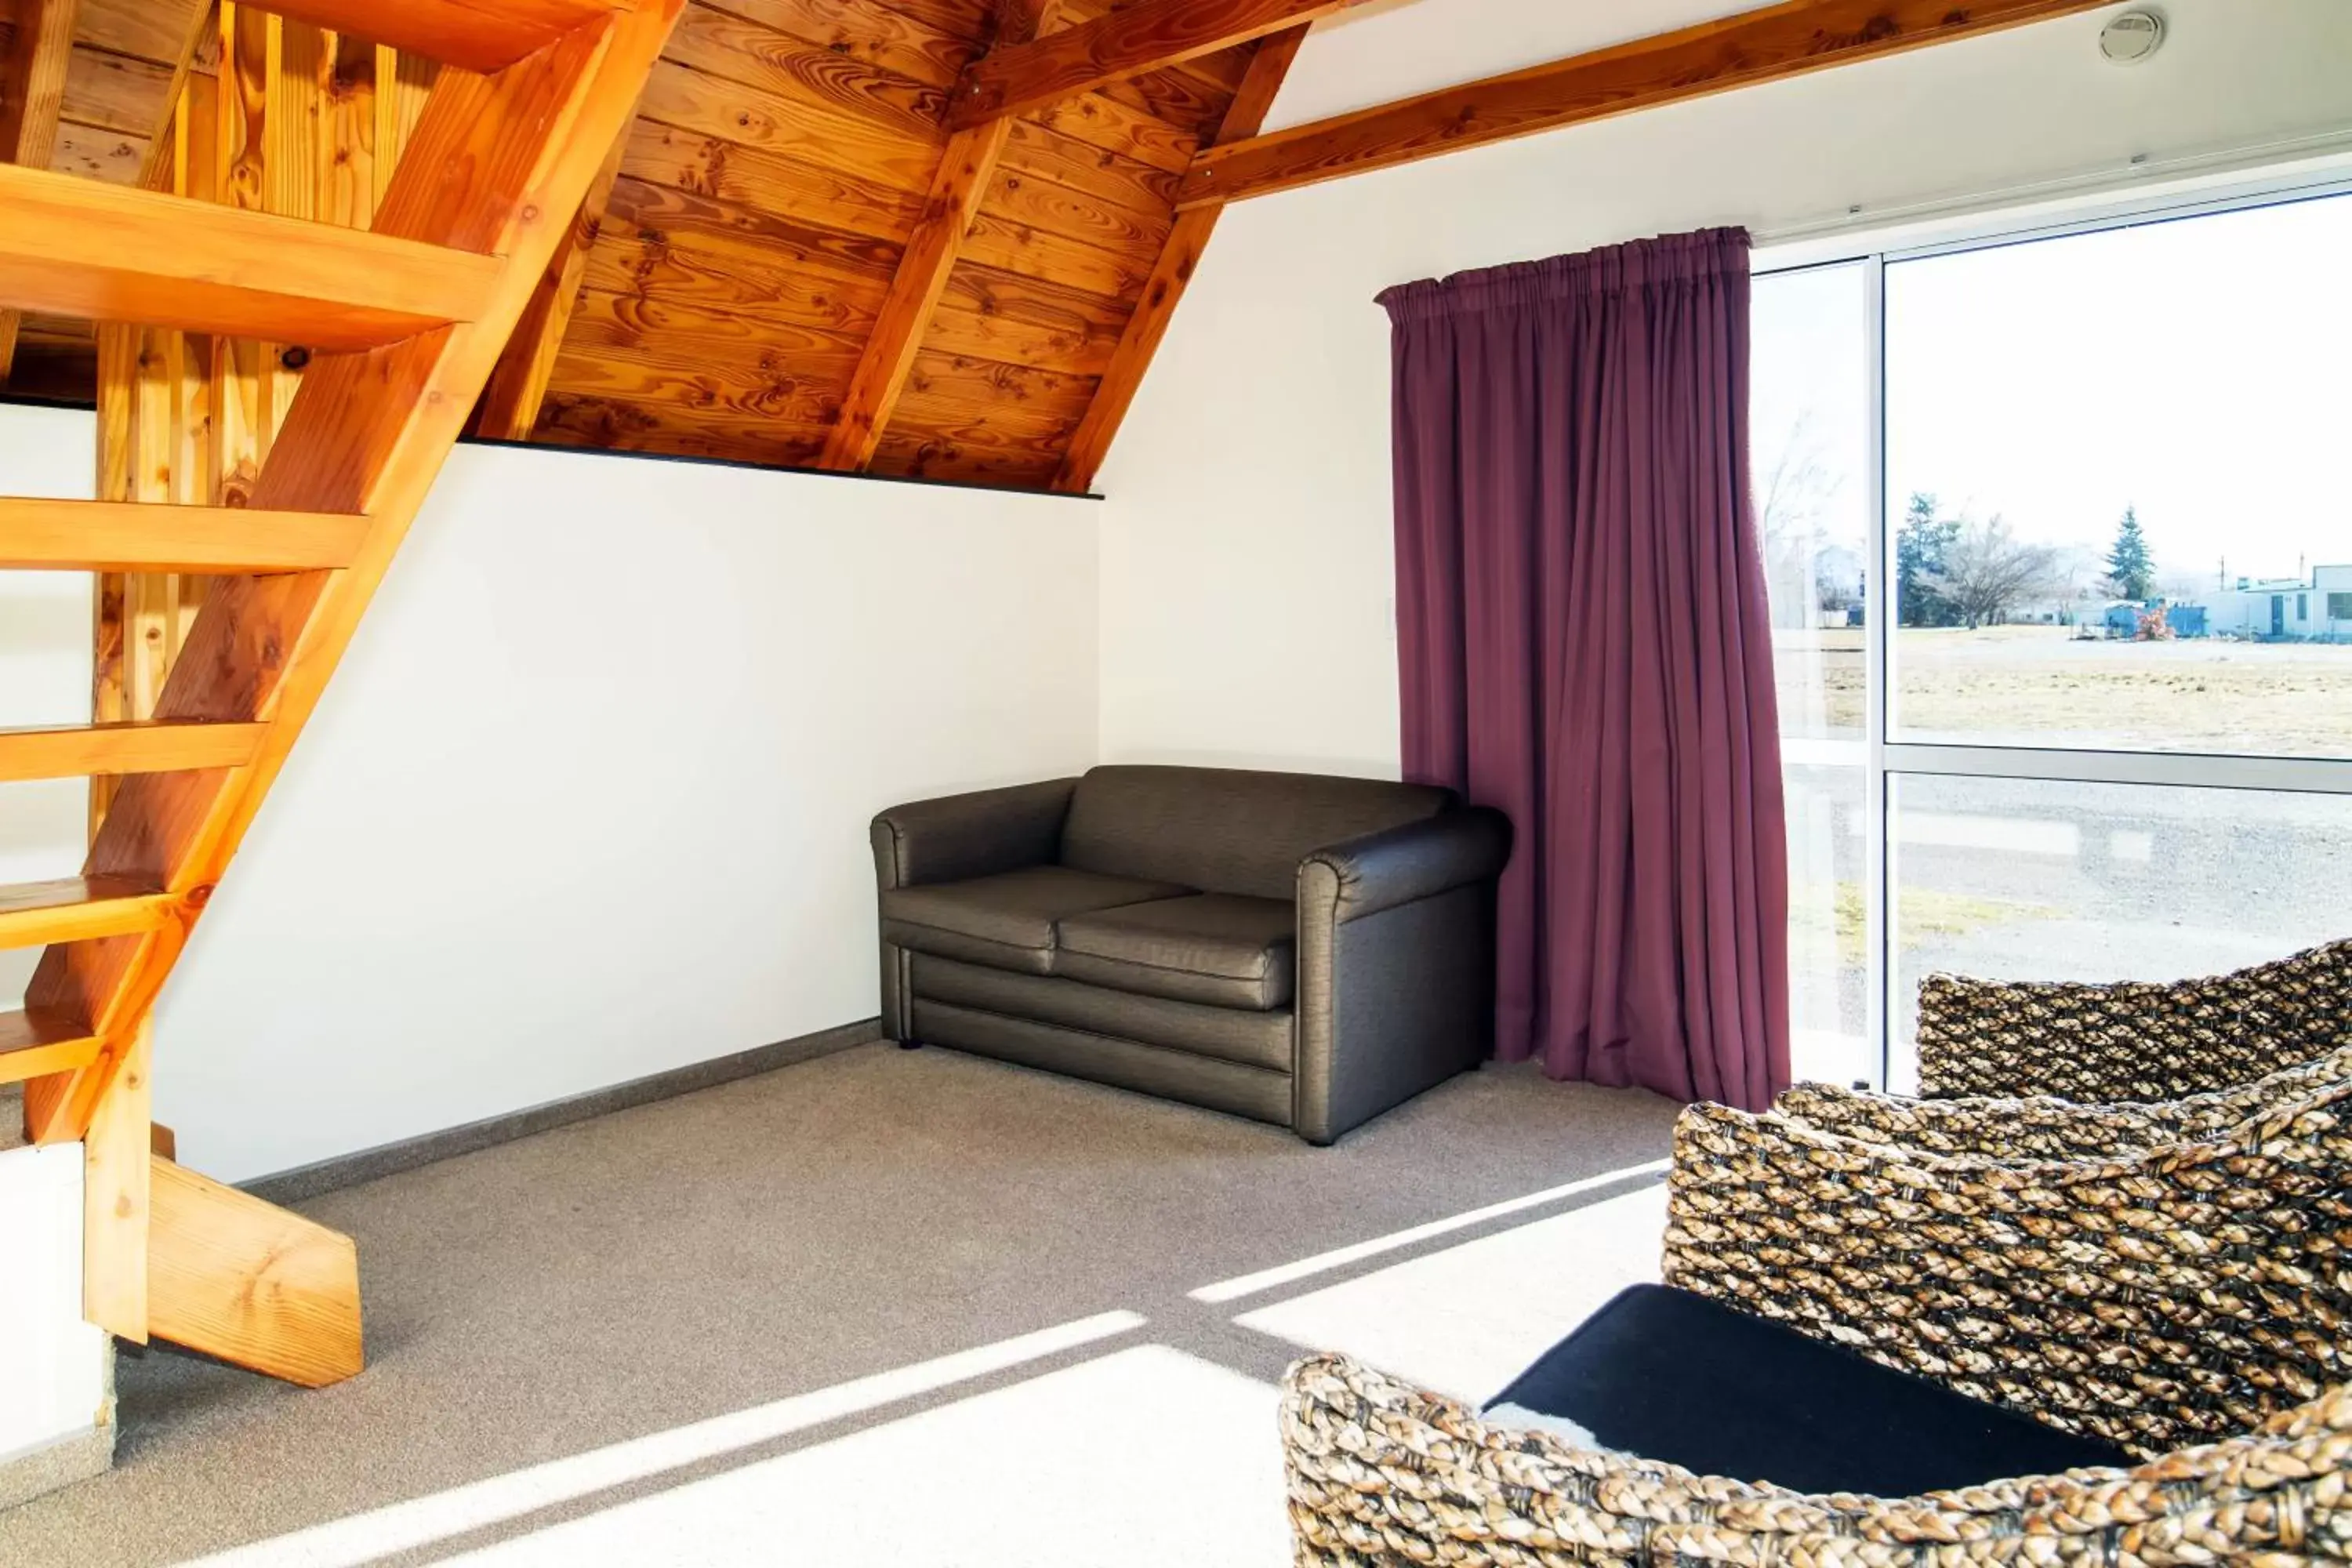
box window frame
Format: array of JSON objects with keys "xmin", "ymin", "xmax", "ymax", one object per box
[{"xmin": 1753, "ymin": 171, "xmax": 2352, "ymax": 1088}]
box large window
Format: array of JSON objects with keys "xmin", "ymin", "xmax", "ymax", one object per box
[
  {"xmin": 1753, "ymin": 183, "xmax": 2352, "ymax": 1089},
  {"xmin": 1752, "ymin": 261, "xmax": 1871, "ymax": 1084}
]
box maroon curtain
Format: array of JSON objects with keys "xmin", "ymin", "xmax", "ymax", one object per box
[{"xmin": 1380, "ymin": 227, "xmax": 1790, "ymax": 1111}]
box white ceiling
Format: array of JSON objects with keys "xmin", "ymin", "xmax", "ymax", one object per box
[{"xmin": 1263, "ymin": 0, "xmax": 2352, "ymax": 140}]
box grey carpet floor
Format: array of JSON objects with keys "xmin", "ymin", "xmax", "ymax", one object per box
[{"xmin": 0, "ymin": 1042, "xmax": 1679, "ymax": 1568}]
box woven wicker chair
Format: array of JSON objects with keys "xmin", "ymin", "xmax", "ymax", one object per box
[
  {"xmin": 1283, "ymin": 1356, "xmax": 2352, "ymax": 1567},
  {"xmin": 1915, "ymin": 935, "xmax": 2352, "ymax": 1102},
  {"xmin": 1280, "ymin": 1071, "xmax": 2352, "ymax": 1566}
]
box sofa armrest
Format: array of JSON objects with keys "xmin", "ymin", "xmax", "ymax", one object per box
[
  {"xmin": 869, "ymin": 778, "xmax": 1078, "ymax": 891},
  {"xmin": 1290, "ymin": 808, "xmax": 1512, "ymax": 1144},
  {"xmin": 1298, "ymin": 808, "xmax": 1513, "ymax": 926}
]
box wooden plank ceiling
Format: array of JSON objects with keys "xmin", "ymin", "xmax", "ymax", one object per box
[
  {"xmin": 528, "ymin": 0, "xmax": 1262, "ymax": 489},
  {"xmin": 2, "ymin": 0, "xmax": 1265, "ymax": 492}
]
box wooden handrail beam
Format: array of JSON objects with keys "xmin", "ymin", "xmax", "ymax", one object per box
[
  {"xmin": 0, "ymin": 499, "xmax": 370, "ymax": 573},
  {"xmin": 0, "ymin": 163, "xmax": 505, "ymax": 349},
  {"xmin": 1179, "ymin": 0, "xmax": 2115, "ymax": 209}
]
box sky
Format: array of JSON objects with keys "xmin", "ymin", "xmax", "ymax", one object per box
[{"xmin": 1750, "ymin": 187, "xmax": 2352, "ymax": 597}]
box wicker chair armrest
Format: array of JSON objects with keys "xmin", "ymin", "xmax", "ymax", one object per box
[
  {"xmin": 1912, "ymin": 971, "xmax": 2187, "ymax": 1100},
  {"xmin": 1772, "ymin": 1081, "xmax": 2174, "ymax": 1160},
  {"xmin": 1282, "ymin": 1351, "xmax": 2352, "ymax": 1567},
  {"xmin": 1917, "ymin": 938, "xmax": 2352, "ymax": 1102},
  {"xmin": 1780, "ymin": 1042, "xmax": 2352, "ymax": 1160},
  {"xmin": 1661, "ymin": 1097, "xmax": 2352, "ymax": 1456}
]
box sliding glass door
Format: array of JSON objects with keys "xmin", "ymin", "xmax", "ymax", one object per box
[{"xmin": 1753, "ymin": 183, "xmax": 2352, "ymax": 1089}]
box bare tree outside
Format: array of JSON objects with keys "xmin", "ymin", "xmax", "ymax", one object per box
[
  {"xmin": 1755, "ymin": 412, "xmax": 1853, "ymax": 627},
  {"xmin": 1919, "ymin": 516, "xmax": 2062, "ymax": 630}
]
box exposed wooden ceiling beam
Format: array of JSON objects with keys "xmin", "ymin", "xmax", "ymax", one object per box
[
  {"xmin": 476, "ymin": 127, "xmax": 631, "ymax": 442},
  {"xmin": 948, "ymin": 0, "xmax": 1359, "ymax": 132},
  {"xmin": 821, "ymin": 0, "xmax": 1060, "ymax": 470},
  {"xmin": 0, "ymin": 0, "xmax": 72, "ymax": 169},
  {"xmin": 1052, "ymin": 24, "xmax": 1303, "ymax": 494},
  {"xmin": 1180, "ymin": 0, "xmax": 2115, "ymax": 210},
  {"xmin": 0, "ymin": 0, "xmax": 77, "ymax": 384}
]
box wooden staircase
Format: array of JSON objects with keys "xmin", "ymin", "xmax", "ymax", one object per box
[{"xmin": 0, "ymin": 0, "xmax": 682, "ymax": 1385}]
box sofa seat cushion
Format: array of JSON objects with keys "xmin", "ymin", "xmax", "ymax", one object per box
[
  {"xmin": 913, "ymin": 956, "xmax": 1294, "ymax": 1073},
  {"xmin": 1054, "ymin": 895, "xmax": 1296, "ymax": 1011},
  {"xmin": 883, "ymin": 867, "xmax": 1191, "ymax": 976},
  {"xmin": 1487, "ymin": 1284, "xmax": 2132, "ymax": 1497}
]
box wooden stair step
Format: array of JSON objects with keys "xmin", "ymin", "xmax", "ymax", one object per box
[
  {"xmin": 0, "ymin": 876, "xmax": 175, "ymax": 950},
  {"xmin": 0, "ymin": 721, "xmax": 266, "ymax": 783},
  {"xmin": 261, "ymin": 0, "xmax": 627, "ymax": 74},
  {"xmin": 0, "ymin": 165, "xmax": 504, "ymax": 350},
  {"xmin": 0, "ymin": 1007, "xmax": 101, "ymax": 1085},
  {"xmin": 0, "ymin": 499, "xmax": 369, "ymax": 573}
]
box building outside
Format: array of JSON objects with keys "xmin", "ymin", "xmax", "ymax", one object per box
[{"xmin": 2201, "ymin": 564, "xmax": 2352, "ymax": 641}]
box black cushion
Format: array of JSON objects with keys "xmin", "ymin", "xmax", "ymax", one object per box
[
  {"xmin": 1488, "ymin": 1285, "xmax": 2132, "ymax": 1497},
  {"xmin": 1055, "ymin": 894, "xmax": 1297, "ymax": 1011}
]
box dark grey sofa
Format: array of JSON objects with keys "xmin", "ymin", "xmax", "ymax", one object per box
[{"xmin": 869, "ymin": 765, "xmax": 1512, "ymax": 1143}]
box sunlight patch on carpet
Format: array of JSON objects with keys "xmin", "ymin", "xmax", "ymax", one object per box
[
  {"xmin": 438, "ymin": 1347, "xmax": 1288, "ymax": 1567},
  {"xmin": 175, "ymin": 1311, "xmax": 1148, "ymax": 1568},
  {"xmin": 1189, "ymin": 1159, "xmax": 1668, "ymax": 1305},
  {"xmin": 1235, "ymin": 1183, "xmax": 1668, "ymax": 1400}
]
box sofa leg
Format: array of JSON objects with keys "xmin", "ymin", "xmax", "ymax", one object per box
[{"xmin": 898, "ymin": 1039, "xmax": 924, "ymax": 1051}]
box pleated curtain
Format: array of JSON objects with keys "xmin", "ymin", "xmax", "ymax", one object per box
[{"xmin": 1381, "ymin": 227, "xmax": 1791, "ymax": 1111}]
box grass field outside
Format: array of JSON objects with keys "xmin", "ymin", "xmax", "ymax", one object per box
[{"xmin": 1774, "ymin": 625, "xmax": 2352, "ymax": 756}]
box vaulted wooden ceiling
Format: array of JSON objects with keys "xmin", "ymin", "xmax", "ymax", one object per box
[
  {"xmin": 0, "ymin": 0, "xmax": 2121, "ymax": 494},
  {"xmin": 521, "ymin": 0, "xmax": 1287, "ymax": 488},
  {"xmin": 0, "ymin": 0, "xmax": 1294, "ymax": 491}
]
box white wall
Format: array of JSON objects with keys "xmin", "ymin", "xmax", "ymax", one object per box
[
  {"xmin": 0, "ymin": 406, "xmax": 99, "ymax": 1004},
  {"xmin": 0, "ymin": 1144, "xmax": 110, "ymax": 1470},
  {"xmin": 1, "ymin": 422, "xmax": 1099, "ymax": 1182},
  {"xmin": 1, "ymin": 417, "xmax": 109, "ymax": 1497},
  {"xmin": 1094, "ymin": 0, "xmax": 2352, "ymax": 775}
]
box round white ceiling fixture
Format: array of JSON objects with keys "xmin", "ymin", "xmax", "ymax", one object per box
[{"xmin": 2100, "ymin": 9, "xmax": 2166, "ymax": 65}]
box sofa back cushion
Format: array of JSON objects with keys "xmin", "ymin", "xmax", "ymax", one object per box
[{"xmin": 1060, "ymin": 765, "xmax": 1454, "ymax": 899}]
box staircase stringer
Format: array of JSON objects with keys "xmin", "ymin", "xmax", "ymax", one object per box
[{"xmin": 21, "ymin": 0, "xmax": 684, "ymax": 1148}]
